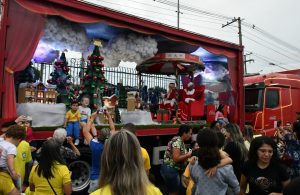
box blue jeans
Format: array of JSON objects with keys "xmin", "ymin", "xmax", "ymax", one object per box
[
  {"xmin": 66, "ymin": 121, "xmax": 80, "ymax": 139},
  {"xmin": 160, "ymin": 164, "xmax": 181, "ymax": 193}
]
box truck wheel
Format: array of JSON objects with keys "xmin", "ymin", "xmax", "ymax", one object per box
[{"xmin": 68, "ymin": 160, "xmax": 90, "ymax": 193}]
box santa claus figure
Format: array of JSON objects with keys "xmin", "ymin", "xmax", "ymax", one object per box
[
  {"xmin": 178, "ymin": 82, "xmax": 196, "ymax": 120},
  {"xmin": 183, "ymin": 82, "xmax": 196, "ymax": 103},
  {"xmin": 160, "ymin": 83, "xmax": 177, "ymax": 110}
]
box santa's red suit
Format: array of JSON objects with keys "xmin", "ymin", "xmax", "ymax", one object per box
[
  {"xmin": 160, "ymin": 89, "xmax": 177, "ymax": 110},
  {"xmin": 178, "ymin": 88, "xmax": 196, "ymax": 120}
]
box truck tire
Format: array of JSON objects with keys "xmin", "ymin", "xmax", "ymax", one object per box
[{"xmin": 69, "ymin": 146, "xmax": 91, "ymax": 194}]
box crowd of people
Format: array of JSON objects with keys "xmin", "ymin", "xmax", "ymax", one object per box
[{"xmin": 1, "ymin": 94, "xmax": 300, "ymax": 195}]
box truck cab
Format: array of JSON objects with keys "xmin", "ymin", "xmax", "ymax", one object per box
[{"xmin": 244, "ymin": 73, "xmax": 300, "ymax": 136}]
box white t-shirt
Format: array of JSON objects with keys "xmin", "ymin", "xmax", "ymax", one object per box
[
  {"xmin": 0, "ymin": 140, "xmax": 17, "ymax": 169},
  {"xmin": 79, "ymin": 106, "xmax": 91, "ymax": 121}
]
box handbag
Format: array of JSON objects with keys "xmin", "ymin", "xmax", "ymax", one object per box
[{"xmin": 47, "ymin": 178, "xmax": 58, "ymax": 195}]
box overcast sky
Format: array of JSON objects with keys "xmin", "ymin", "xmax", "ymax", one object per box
[{"xmin": 84, "ymin": 0, "xmax": 300, "ymax": 74}]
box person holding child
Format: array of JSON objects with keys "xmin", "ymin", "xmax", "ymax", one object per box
[{"xmin": 64, "ymin": 101, "xmax": 81, "ymax": 146}]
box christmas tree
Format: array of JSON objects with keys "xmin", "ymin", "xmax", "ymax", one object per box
[
  {"xmin": 47, "ymin": 52, "xmax": 71, "ymax": 95},
  {"xmin": 67, "ymin": 84, "xmax": 80, "ymax": 108},
  {"xmin": 81, "ymin": 42, "xmax": 106, "ymax": 112}
]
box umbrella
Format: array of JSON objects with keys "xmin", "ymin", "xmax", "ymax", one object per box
[
  {"xmin": 136, "ymin": 53, "xmax": 205, "ymax": 122},
  {"xmin": 136, "ymin": 53, "xmax": 205, "ymax": 75}
]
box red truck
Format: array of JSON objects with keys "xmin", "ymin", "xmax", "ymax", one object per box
[
  {"xmin": 244, "ymin": 71, "xmax": 300, "ymax": 136},
  {"xmin": 0, "ymin": 0, "xmax": 244, "ymax": 193}
]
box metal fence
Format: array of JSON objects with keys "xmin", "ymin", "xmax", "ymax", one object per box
[{"xmin": 32, "ymin": 58, "xmax": 176, "ymax": 90}]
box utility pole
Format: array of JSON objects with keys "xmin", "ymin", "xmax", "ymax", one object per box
[
  {"xmin": 223, "ymin": 17, "xmax": 250, "ymax": 74},
  {"xmin": 177, "ymin": 0, "xmax": 180, "ymax": 29},
  {"xmin": 244, "ymin": 53, "xmax": 254, "ymax": 75},
  {"xmin": 222, "ymin": 17, "xmax": 243, "ymax": 46}
]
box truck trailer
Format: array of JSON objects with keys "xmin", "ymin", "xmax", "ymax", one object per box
[{"xmin": 0, "ymin": 0, "xmax": 244, "ymax": 192}]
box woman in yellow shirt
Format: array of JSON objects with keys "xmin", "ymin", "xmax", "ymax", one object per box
[
  {"xmin": 28, "ymin": 139, "xmax": 72, "ymax": 195},
  {"xmin": 90, "ymin": 130, "xmax": 162, "ymax": 195}
]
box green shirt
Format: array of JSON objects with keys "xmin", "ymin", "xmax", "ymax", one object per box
[{"xmin": 163, "ymin": 136, "xmax": 187, "ymax": 171}]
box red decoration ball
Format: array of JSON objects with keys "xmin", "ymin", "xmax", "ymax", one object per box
[
  {"xmin": 101, "ymin": 70, "xmax": 105, "ymax": 74},
  {"xmin": 93, "ymin": 76, "xmax": 97, "ymax": 81},
  {"xmin": 80, "ymin": 85, "xmax": 85, "ymax": 89},
  {"xmin": 88, "ymin": 55, "xmax": 91, "ymax": 60},
  {"xmin": 80, "ymin": 78, "xmax": 83, "ymax": 81},
  {"xmin": 93, "ymin": 55, "xmax": 97, "ymax": 58},
  {"xmin": 101, "ymin": 77, "xmax": 105, "ymax": 81},
  {"xmin": 99, "ymin": 56, "xmax": 104, "ymax": 61},
  {"xmin": 92, "ymin": 62, "xmax": 97, "ymax": 65},
  {"xmin": 84, "ymin": 74, "xmax": 89, "ymax": 78},
  {"xmin": 101, "ymin": 63, "xmax": 104, "ymax": 67}
]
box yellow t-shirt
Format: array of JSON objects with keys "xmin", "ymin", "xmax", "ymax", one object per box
[
  {"xmin": 0, "ymin": 172, "xmax": 15, "ymax": 194},
  {"xmin": 183, "ymin": 164, "xmax": 194, "ymax": 195},
  {"xmin": 66, "ymin": 110, "xmax": 81, "ymax": 122},
  {"xmin": 24, "ymin": 187, "xmax": 34, "ymax": 195},
  {"xmin": 141, "ymin": 147, "xmax": 151, "ymax": 172},
  {"xmin": 90, "ymin": 184, "xmax": 162, "ymax": 195},
  {"xmin": 14, "ymin": 140, "xmax": 32, "ymax": 185},
  {"xmin": 29, "ymin": 163, "xmax": 71, "ymax": 195}
]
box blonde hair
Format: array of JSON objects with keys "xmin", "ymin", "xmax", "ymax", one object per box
[{"xmin": 99, "ymin": 130, "xmax": 149, "ymax": 195}]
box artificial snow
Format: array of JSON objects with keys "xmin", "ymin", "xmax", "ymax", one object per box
[
  {"xmin": 120, "ymin": 110, "xmax": 157, "ymax": 125},
  {"xmin": 17, "ymin": 103, "xmax": 66, "ymax": 127},
  {"xmin": 84, "ymin": 33, "xmax": 158, "ymax": 67}
]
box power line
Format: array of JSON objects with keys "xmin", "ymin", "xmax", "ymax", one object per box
[
  {"xmin": 242, "ymin": 22, "xmax": 300, "ymax": 53},
  {"xmin": 243, "ymin": 34, "xmax": 300, "ymax": 62},
  {"xmin": 83, "ymin": 0, "xmax": 237, "ymax": 35},
  {"xmin": 154, "ymin": 0, "xmax": 233, "ymax": 20},
  {"xmin": 248, "ymin": 51, "xmax": 299, "ymax": 69},
  {"xmin": 82, "ymin": 0, "xmax": 299, "ymax": 71},
  {"xmin": 246, "ymin": 50, "xmax": 283, "ymax": 64},
  {"xmin": 242, "ymin": 28, "xmax": 300, "ymax": 60}
]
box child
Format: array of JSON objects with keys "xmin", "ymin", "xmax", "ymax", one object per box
[
  {"xmin": 0, "ymin": 125, "xmax": 26, "ymax": 194},
  {"xmin": 64, "ymin": 101, "xmax": 81, "ymax": 145},
  {"xmin": 183, "ymin": 131, "xmax": 232, "ymax": 195},
  {"xmin": 79, "ymin": 96, "xmax": 91, "ymax": 126}
]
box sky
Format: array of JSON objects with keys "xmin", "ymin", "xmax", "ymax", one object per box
[{"xmin": 82, "ymin": 0, "xmax": 300, "ymax": 74}]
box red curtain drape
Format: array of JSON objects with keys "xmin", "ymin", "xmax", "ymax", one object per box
[
  {"xmin": 16, "ymin": 0, "xmax": 101, "ymax": 23},
  {"xmin": 2, "ymin": 0, "xmax": 45, "ymax": 120}
]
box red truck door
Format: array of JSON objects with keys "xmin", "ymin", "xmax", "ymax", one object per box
[
  {"xmin": 263, "ymin": 87, "xmax": 281, "ymax": 130},
  {"xmin": 280, "ymin": 87, "xmax": 292, "ymax": 125}
]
